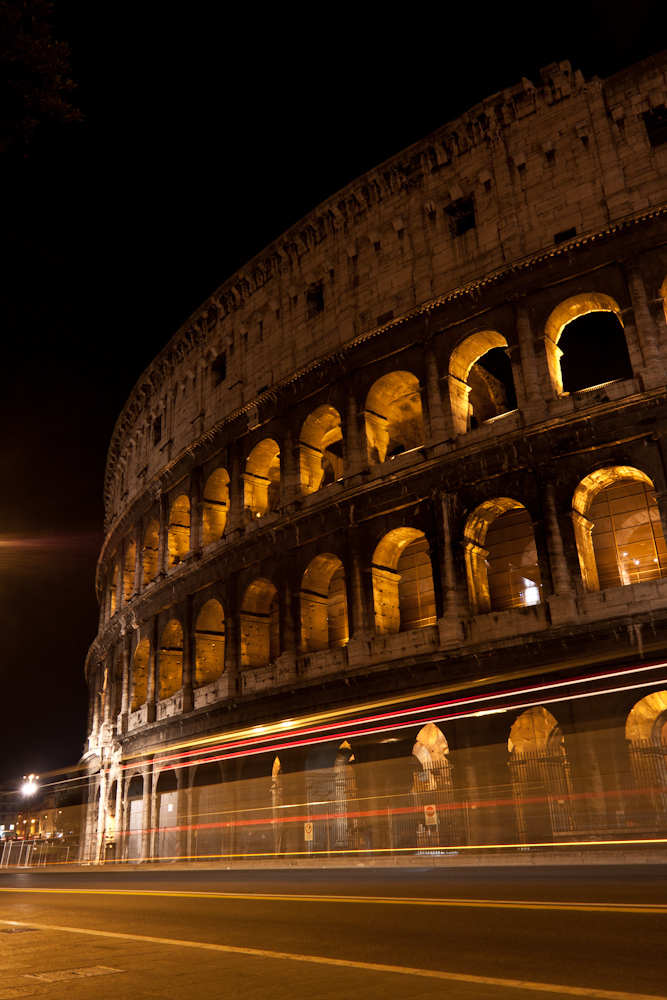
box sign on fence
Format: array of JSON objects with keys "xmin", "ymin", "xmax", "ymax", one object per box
[
  {"xmin": 304, "ymin": 821, "xmax": 313, "ymax": 842},
  {"xmin": 424, "ymin": 804, "xmax": 438, "ymax": 826}
]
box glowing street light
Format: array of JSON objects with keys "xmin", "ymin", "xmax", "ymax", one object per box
[{"xmin": 22, "ymin": 774, "xmax": 39, "ymax": 796}]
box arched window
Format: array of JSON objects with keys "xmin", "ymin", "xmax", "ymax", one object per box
[
  {"xmin": 155, "ymin": 769, "xmax": 178, "ymax": 859},
  {"xmin": 202, "ymin": 469, "xmax": 229, "ymax": 545},
  {"xmin": 299, "ymin": 405, "xmax": 343, "ymax": 493},
  {"xmin": 142, "ymin": 518, "xmax": 159, "ymax": 585},
  {"xmin": 123, "ymin": 539, "xmax": 136, "ymax": 602},
  {"xmin": 131, "ymin": 638, "xmax": 150, "ymax": 712},
  {"xmin": 544, "ymin": 293, "xmax": 632, "ymax": 395},
  {"xmin": 158, "ymin": 619, "xmax": 183, "ymax": 700},
  {"xmin": 448, "ymin": 331, "xmax": 516, "ymax": 435},
  {"xmin": 365, "ymin": 372, "xmax": 424, "ymax": 465},
  {"xmin": 168, "ymin": 494, "xmax": 190, "ymax": 566},
  {"xmin": 508, "ymin": 706, "xmax": 573, "ymax": 841},
  {"xmin": 300, "ymin": 554, "xmax": 349, "ymax": 652},
  {"xmin": 464, "ymin": 499, "xmax": 542, "ymax": 613},
  {"xmin": 240, "ymin": 579, "xmax": 280, "ymax": 667},
  {"xmin": 625, "ymin": 692, "xmax": 667, "ymax": 813},
  {"xmin": 372, "ymin": 528, "xmax": 436, "ymax": 634},
  {"xmin": 572, "ymin": 467, "xmax": 667, "ymax": 591},
  {"xmin": 195, "ymin": 599, "xmax": 225, "ymax": 687},
  {"xmin": 243, "ymin": 439, "xmax": 280, "ymax": 521}
]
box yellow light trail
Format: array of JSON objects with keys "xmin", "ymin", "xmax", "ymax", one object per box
[{"xmin": 1, "ymin": 887, "xmax": 666, "ymax": 915}]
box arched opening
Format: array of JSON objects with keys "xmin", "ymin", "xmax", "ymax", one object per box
[
  {"xmin": 155, "ymin": 769, "xmax": 178, "ymax": 859},
  {"xmin": 372, "ymin": 528, "xmax": 436, "ymax": 634},
  {"xmin": 300, "ymin": 554, "xmax": 349, "ymax": 652},
  {"xmin": 544, "ymin": 293, "xmax": 632, "ymax": 395},
  {"xmin": 125, "ymin": 774, "xmax": 143, "ymax": 862},
  {"xmin": 448, "ymin": 331, "xmax": 516, "ymax": 435},
  {"xmin": 572, "ymin": 467, "xmax": 667, "ymax": 592},
  {"xmin": 168, "ymin": 494, "xmax": 190, "ymax": 566},
  {"xmin": 625, "ymin": 692, "xmax": 667, "ymax": 821},
  {"xmin": 131, "ymin": 638, "xmax": 150, "ymax": 712},
  {"xmin": 142, "ymin": 518, "xmax": 159, "ymax": 585},
  {"xmin": 508, "ymin": 707, "xmax": 573, "ymax": 841},
  {"xmin": 464, "ymin": 499, "xmax": 542, "ymax": 614},
  {"xmin": 191, "ymin": 761, "xmax": 224, "ymax": 859},
  {"xmin": 299, "ymin": 405, "xmax": 344, "ymax": 493},
  {"xmin": 122, "ymin": 540, "xmax": 136, "ymax": 602},
  {"xmin": 244, "ymin": 439, "xmax": 281, "ymax": 520},
  {"xmin": 411, "ymin": 724, "xmax": 456, "ymax": 848},
  {"xmin": 158, "ymin": 619, "xmax": 183, "ymax": 700},
  {"xmin": 195, "ymin": 599, "xmax": 225, "ymax": 687},
  {"xmin": 202, "ymin": 469, "xmax": 229, "ymax": 545},
  {"xmin": 240, "ymin": 579, "xmax": 280, "ymax": 668},
  {"xmin": 365, "ymin": 372, "xmax": 424, "ymax": 465}
]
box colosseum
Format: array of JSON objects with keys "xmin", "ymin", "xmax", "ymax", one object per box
[{"xmin": 81, "ymin": 52, "xmax": 667, "ymax": 863}]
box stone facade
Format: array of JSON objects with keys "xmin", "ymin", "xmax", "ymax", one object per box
[{"xmin": 81, "ymin": 54, "xmax": 667, "ymax": 862}]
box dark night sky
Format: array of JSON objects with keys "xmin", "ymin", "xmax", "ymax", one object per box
[{"xmin": 0, "ymin": 2, "xmax": 665, "ymax": 788}]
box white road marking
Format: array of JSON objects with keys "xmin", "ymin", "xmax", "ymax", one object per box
[{"xmin": 0, "ymin": 918, "xmax": 663, "ymax": 1000}]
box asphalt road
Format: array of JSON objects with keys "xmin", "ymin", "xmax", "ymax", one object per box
[{"xmin": 0, "ymin": 865, "xmax": 665, "ymax": 1000}]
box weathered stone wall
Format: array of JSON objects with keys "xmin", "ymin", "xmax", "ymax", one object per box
[{"xmin": 104, "ymin": 55, "xmax": 667, "ymax": 527}]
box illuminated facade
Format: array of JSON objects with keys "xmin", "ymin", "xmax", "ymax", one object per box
[{"xmin": 82, "ymin": 54, "xmax": 667, "ymax": 862}]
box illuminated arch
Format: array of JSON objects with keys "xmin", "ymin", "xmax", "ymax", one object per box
[
  {"xmin": 544, "ymin": 292, "xmax": 630, "ymax": 395},
  {"xmin": 300, "ymin": 553, "xmax": 348, "ymax": 652},
  {"xmin": 626, "ymin": 691, "xmax": 667, "ymax": 742},
  {"xmin": 372, "ymin": 528, "xmax": 436, "ymax": 634},
  {"xmin": 365, "ymin": 372, "xmax": 424, "ymax": 465},
  {"xmin": 202, "ymin": 469, "xmax": 229, "ymax": 545},
  {"xmin": 244, "ymin": 439, "xmax": 281, "ymax": 520},
  {"xmin": 464, "ymin": 499, "xmax": 542, "ymax": 614},
  {"xmin": 240, "ymin": 579, "xmax": 279, "ymax": 667},
  {"xmin": 158, "ymin": 619, "xmax": 183, "ymax": 700},
  {"xmin": 448, "ymin": 331, "xmax": 514, "ymax": 435},
  {"xmin": 122, "ymin": 539, "xmax": 136, "ymax": 602},
  {"xmin": 299, "ymin": 405, "xmax": 343, "ymax": 493},
  {"xmin": 572, "ymin": 466, "xmax": 666, "ymax": 592},
  {"xmin": 168, "ymin": 494, "xmax": 190, "ymax": 566},
  {"xmin": 130, "ymin": 637, "xmax": 150, "ymax": 712},
  {"xmin": 195, "ymin": 599, "xmax": 225, "ymax": 687},
  {"xmin": 508, "ymin": 706, "xmax": 563, "ymax": 754},
  {"xmin": 142, "ymin": 518, "xmax": 159, "ymax": 585}
]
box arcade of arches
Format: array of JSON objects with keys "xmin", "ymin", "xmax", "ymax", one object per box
[{"xmin": 88, "ymin": 691, "xmax": 667, "ymax": 862}]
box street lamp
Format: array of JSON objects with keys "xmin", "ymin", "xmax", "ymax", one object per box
[{"xmin": 22, "ymin": 774, "xmax": 38, "ymax": 796}]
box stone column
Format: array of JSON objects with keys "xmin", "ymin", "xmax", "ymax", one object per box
[
  {"xmin": 424, "ymin": 340, "xmax": 448, "ymax": 445},
  {"xmin": 189, "ymin": 468, "xmax": 203, "ymax": 556},
  {"xmin": 157, "ymin": 494, "xmax": 169, "ymax": 577},
  {"xmin": 505, "ymin": 344, "xmax": 527, "ymax": 408},
  {"xmin": 281, "ymin": 426, "xmax": 300, "ymax": 504},
  {"xmin": 176, "ymin": 770, "xmax": 188, "ymax": 861},
  {"xmin": 277, "ymin": 578, "xmax": 297, "ymax": 683},
  {"xmin": 133, "ymin": 522, "xmax": 143, "ymax": 596},
  {"xmin": 514, "ymin": 299, "xmax": 548, "ymax": 419},
  {"xmin": 118, "ymin": 637, "xmax": 131, "ymax": 734},
  {"xmin": 542, "ymin": 482, "xmax": 577, "ymax": 621},
  {"xmin": 140, "ymin": 765, "xmax": 153, "ymax": 862},
  {"xmin": 624, "ymin": 260, "xmax": 663, "ymax": 389},
  {"xmin": 346, "ymin": 528, "xmax": 372, "ymax": 671},
  {"xmin": 227, "ymin": 448, "xmax": 243, "ymax": 533},
  {"xmin": 344, "ymin": 386, "xmax": 367, "ymax": 477},
  {"xmin": 223, "ymin": 580, "xmax": 239, "ymax": 695},
  {"xmin": 146, "ymin": 619, "xmax": 158, "ymax": 723},
  {"xmin": 114, "ymin": 772, "xmax": 124, "ymax": 863},
  {"xmin": 436, "ymin": 491, "xmax": 463, "ymax": 646},
  {"xmin": 182, "ymin": 599, "xmax": 194, "ymax": 714},
  {"xmin": 90, "ymin": 665, "xmax": 101, "ymax": 745}
]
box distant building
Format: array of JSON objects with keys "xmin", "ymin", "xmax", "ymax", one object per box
[{"xmin": 82, "ymin": 54, "xmax": 667, "ymax": 863}]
